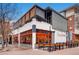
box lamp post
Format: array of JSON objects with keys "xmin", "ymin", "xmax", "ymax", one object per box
[{"xmin": 48, "ymin": 25, "xmax": 51, "ymax": 52}]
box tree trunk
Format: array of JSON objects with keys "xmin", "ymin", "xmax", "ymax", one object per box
[
  {"xmin": 2, "ymin": 34, "xmax": 5, "ymax": 49},
  {"xmin": 2, "ymin": 31, "xmax": 8, "ymax": 49}
]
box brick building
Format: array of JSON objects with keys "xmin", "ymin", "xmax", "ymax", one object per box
[{"xmin": 60, "ymin": 4, "xmax": 79, "ymax": 42}]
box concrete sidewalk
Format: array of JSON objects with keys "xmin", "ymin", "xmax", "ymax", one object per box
[
  {"xmin": 0, "ymin": 44, "xmax": 31, "ymax": 53},
  {"xmin": 0, "ymin": 46, "xmax": 79, "ymax": 55}
]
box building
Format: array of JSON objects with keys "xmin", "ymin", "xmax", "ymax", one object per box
[
  {"xmin": 60, "ymin": 4, "xmax": 79, "ymax": 43},
  {"xmin": 12, "ymin": 5, "xmax": 67, "ymax": 49}
]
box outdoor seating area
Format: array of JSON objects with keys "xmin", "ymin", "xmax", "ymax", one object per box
[{"xmin": 36, "ymin": 41, "xmax": 79, "ymax": 52}]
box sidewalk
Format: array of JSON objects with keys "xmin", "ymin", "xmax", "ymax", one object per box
[
  {"xmin": 0, "ymin": 46, "xmax": 79, "ymax": 55},
  {"xmin": 0, "ymin": 44, "xmax": 31, "ymax": 53},
  {"xmin": 0, "ymin": 44, "xmax": 79, "ymax": 55}
]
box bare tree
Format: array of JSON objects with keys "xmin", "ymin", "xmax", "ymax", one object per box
[{"xmin": 0, "ymin": 3, "xmax": 18, "ymax": 49}]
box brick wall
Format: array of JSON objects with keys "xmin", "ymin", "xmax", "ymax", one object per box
[{"xmin": 67, "ymin": 15, "xmax": 74, "ymax": 32}]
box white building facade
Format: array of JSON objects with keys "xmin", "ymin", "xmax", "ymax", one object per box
[{"xmin": 12, "ymin": 5, "xmax": 67, "ymax": 49}]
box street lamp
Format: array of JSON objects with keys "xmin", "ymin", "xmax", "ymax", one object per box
[{"xmin": 48, "ymin": 25, "xmax": 51, "ymax": 52}]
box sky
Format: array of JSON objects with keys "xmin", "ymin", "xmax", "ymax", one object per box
[{"xmin": 14, "ymin": 3, "xmax": 75, "ymax": 22}]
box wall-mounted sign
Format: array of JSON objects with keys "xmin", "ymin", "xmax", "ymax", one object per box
[
  {"xmin": 58, "ymin": 33, "xmax": 66, "ymax": 37},
  {"xmin": 32, "ymin": 25, "xmax": 36, "ymax": 32},
  {"xmin": 54, "ymin": 30, "xmax": 66, "ymax": 43}
]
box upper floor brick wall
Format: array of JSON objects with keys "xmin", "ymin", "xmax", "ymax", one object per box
[{"xmin": 13, "ymin": 5, "xmax": 45, "ymax": 29}]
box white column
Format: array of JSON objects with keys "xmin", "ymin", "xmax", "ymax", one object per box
[
  {"xmin": 32, "ymin": 32, "xmax": 36, "ymax": 50},
  {"xmin": 32, "ymin": 24, "xmax": 36, "ymax": 50},
  {"xmin": 18, "ymin": 33, "xmax": 20, "ymax": 47},
  {"xmin": 51, "ymin": 31, "xmax": 55, "ymax": 43}
]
